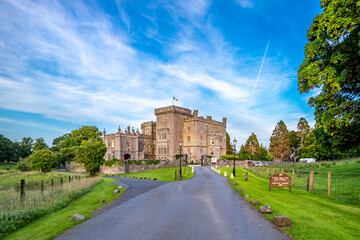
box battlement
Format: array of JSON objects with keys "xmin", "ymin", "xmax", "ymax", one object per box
[
  {"xmin": 183, "ymin": 110, "xmax": 227, "ymax": 126},
  {"xmin": 155, "ymin": 105, "xmax": 192, "ymax": 116},
  {"xmin": 141, "ymin": 121, "xmax": 156, "ymax": 127}
]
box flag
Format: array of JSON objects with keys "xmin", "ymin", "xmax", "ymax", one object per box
[{"xmin": 173, "ymin": 97, "xmax": 178, "ymax": 101}]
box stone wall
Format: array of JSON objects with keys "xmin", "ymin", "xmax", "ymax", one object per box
[
  {"xmin": 211, "ymin": 160, "xmax": 246, "ymax": 168},
  {"xmin": 66, "ymin": 160, "xmax": 183, "ymax": 175}
]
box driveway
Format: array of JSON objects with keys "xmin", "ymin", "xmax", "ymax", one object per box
[{"xmin": 56, "ymin": 167, "xmax": 289, "ymax": 240}]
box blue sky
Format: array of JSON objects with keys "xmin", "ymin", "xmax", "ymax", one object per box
[{"xmin": 0, "ymin": 0, "xmax": 321, "ymax": 146}]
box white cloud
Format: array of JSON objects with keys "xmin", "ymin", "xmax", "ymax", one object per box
[
  {"xmin": 235, "ymin": 0, "xmax": 254, "ymax": 8},
  {"xmin": 0, "ymin": 0, "xmax": 311, "ymax": 146}
]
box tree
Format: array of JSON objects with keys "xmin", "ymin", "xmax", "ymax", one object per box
[
  {"xmin": 76, "ymin": 138, "xmax": 107, "ymax": 176},
  {"xmin": 244, "ymin": 133, "xmax": 259, "ymax": 155},
  {"xmin": 71, "ymin": 126, "xmax": 102, "ymax": 145},
  {"xmin": 0, "ymin": 134, "xmax": 18, "ymax": 163},
  {"xmin": 226, "ymin": 132, "xmax": 233, "ymax": 155},
  {"xmin": 238, "ymin": 144, "xmax": 249, "ymax": 160},
  {"xmin": 256, "ymin": 144, "xmax": 271, "ymax": 161},
  {"xmin": 31, "ymin": 149, "xmax": 55, "ymax": 172},
  {"xmin": 297, "ymin": 117, "xmax": 310, "ymax": 147},
  {"xmin": 269, "ymin": 121, "xmax": 291, "ymax": 162},
  {"xmin": 33, "ymin": 138, "xmax": 48, "ymax": 152},
  {"xmin": 298, "ymin": 0, "xmax": 360, "ymax": 149},
  {"xmin": 288, "ymin": 130, "xmax": 301, "ymax": 162}
]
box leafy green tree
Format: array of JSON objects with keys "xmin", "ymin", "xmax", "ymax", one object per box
[
  {"xmin": 71, "ymin": 126, "xmax": 102, "ymax": 144},
  {"xmin": 16, "ymin": 156, "xmax": 32, "ymax": 171},
  {"xmin": 298, "ymin": 0, "xmax": 360, "ymax": 149},
  {"xmin": 76, "ymin": 138, "xmax": 107, "ymax": 176},
  {"xmin": 0, "ymin": 134, "xmax": 18, "ymax": 163},
  {"xmin": 244, "ymin": 133, "xmax": 259, "ymax": 156},
  {"xmin": 297, "ymin": 117, "xmax": 310, "ymax": 147},
  {"xmin": 226, "ymin": 132, "xmax": 233, "ymax": 155},
  {"xmin": 256, "ymin": 144, "xmax": 270, "ymax": 161},
  {"xmin": 31, "ymin": 149, "xmax": 55, "ymax": 172},
  {"xmin": 269, "ymin": 121, "xmax": 291, "ymax": 162},
  {"xmin": 33, "ymin": 138, "xmax": 48, "ymax": 152}
]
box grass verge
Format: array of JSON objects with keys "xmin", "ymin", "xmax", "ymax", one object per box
[
  {"xmin": 105, "ymin": 166, "xmax": 195, "ymax": 182},
  {"xmin": 3, "ymin": 178, "xmax": 124, "ymax": 240},
  {"xmin": 217, "ymin": 167, "xmax": 360, "ymax": 240}
]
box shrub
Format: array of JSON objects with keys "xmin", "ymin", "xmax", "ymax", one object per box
[
  {"xmin": 16, "ymin": 157, "xmax": 32, "ymax": 171},
  {"xmin": 31, "ymin": 149, "xmax": 55, "ymax": 173},
  {"xmin": 133, "ymin": 160, "xmax": 142, "ymax": 165}
]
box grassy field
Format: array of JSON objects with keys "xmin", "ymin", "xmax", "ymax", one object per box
[
  {"xmin": 106, "ymin": 166, "xmax": 195, "ymax": 182},
  {"xmin": 248, "ymin": 159, "xmax": 360, "ymax": 205},
  {"xmin": 4, "ymin": 177, "xmax": 124, "ymax": 240},
  {"xmin": 216, "ymin": 167, "xmax": 360, "ymax": 240}
]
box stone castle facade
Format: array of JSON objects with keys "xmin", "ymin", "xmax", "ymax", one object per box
[{"xmin": 103, "ymin": 105, "xmax": 227, "ymax": 163}]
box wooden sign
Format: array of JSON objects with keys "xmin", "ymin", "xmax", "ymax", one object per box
[{"xmin": 269, "ymin": 173, "xmax": 291, "ymax": 192}]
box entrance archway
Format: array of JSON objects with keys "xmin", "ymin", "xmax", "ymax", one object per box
[{"xmin": 124, "ymin": 154, "xmax": 131, "ymax": 160}]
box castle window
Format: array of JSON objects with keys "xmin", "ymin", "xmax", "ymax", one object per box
[
  {"xmin": 187, "ymin": 136, "xmax": 190, "ymax": 143},
  {"xmin": 200, "ymin": 136, "xmax": 204, "ymax": 144},
  {"xmin": 112, "ymin": 140, "xmax": 114, "ymax": 148},
  {"xmin": 187, "ymin": 126, "xmax": 191, "ymax": 133},
  {"xmin": 146, "ymin": 129, "xmax": 150, "ymax": 134},
  {"xmin": 200, "ymin": 148, "xmax": 203, "ymax": 155},
  {"xmin": 200, "ymin": 128, "xmax": 204, "ymax": 133}
]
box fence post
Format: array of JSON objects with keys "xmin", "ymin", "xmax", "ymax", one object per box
[
  {"xmin": 20, "ymin": 179, "xmax": 25, "ymax": 201},
  {"xmin": 41, "ymin": 180, "xmax": 44, "ymax": 196},
  {"xmin": 328, "ymin": 169, "xmax": 331, "ymax": 197},
  {"xmin": 306, "ymin": 176, "xmax": 309, "ymax": 191},
  {"xmin": 51, "ymin": 179, "xmax": 54, "ymax": 191},
  {"xmin": 262, "ymin": 166, "xmax": 264, "ymax": 177},
  {"xmin": 61, "ymin": 178, "xmax": 63, "ymax": 188},
  {"xmin": 69, "ymin": 175, "xmax": 71, "ymax": 183},
  {"xmin": 175, "ymin": 170, "xmax": 177, "ymax": 181},
  {"xmin": 273, "ymin": 167, "xmax": 275, "ymax": 175},
  {"xmin": 292, "ymin": 168, "xmax": 295, "ymax": 187},
  {"xmin": 281, "ymin": 168, "xmax": 283, "ymax": 173},
  {"xmin": 310, "ymin": 169, "xmax": 314, "ymax": 191},
  {"xmin": 267, "ymin": 168, "xmax": 269, "ymax": 178},
  {"xmin": 245, "ymin": 172, "xmax": 248, "ymax": 181}
]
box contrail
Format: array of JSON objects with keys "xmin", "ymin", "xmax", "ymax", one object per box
[{"xmin": 250, "ymin": 38, "xmax": 271, "ymax": 103}]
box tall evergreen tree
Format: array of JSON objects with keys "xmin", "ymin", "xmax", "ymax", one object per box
[
  {"xmin": 269, "ymin": 121, "xmax": 291, "ymax": 162},
  {"xmin": 244, "ymin": 133, "xmax": 259, "ymax": 155},
  {"xmin": 226, "ymin": 132, "xmax": 233, "ymax": 155},
  {"xmin": 297, "ymin": 117, "xmax": 310, "ymax": 147}
]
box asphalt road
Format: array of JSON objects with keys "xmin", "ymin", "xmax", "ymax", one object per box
[{"xmin": 56, "ymin": 167, "xmax": 290, "ymax": 240}]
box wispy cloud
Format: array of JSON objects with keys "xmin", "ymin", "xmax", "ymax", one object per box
[
  {"xmin": 235, "ymin": 0, "xmax": 254, "ymax": 8},
  {"xmin": 0, "ymin": 0, "xmax": 311, "ymax": 145}
]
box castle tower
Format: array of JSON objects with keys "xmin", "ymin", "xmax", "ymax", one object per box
[{"xmin": 155, "ymin": 105, "xmax": 192, "ymax": 160}]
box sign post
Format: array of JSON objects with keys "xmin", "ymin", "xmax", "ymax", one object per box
[{"xmin": 269, "ymin": 173, "xmax": 291, "ymax": 192}]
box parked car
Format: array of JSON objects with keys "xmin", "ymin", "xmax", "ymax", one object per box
[
  {"xmin": 247, "ymin": 161, "xmax": 254, "ymax": 166},
  {"xmin": 253, "ymin": 162, "xmax": 260, "ymax": 167}
]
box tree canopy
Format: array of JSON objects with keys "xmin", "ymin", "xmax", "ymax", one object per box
[
  {"xmin": 226, "ymin": 132, "xmax": 233, "ymax": 155},
  {"xmin": 270, "ymin": 120, "xmax": 291, "ymax": 162},
  {"xmin": 298, "ymin": 0, "xmax": 360, "ymax": 149},
  {"xmin": 244, "ymin": 133, "xmax": 259, "ymax": 155}
]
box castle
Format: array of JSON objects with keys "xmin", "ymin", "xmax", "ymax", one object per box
[{"xmin": 103, "ymin": 105, "xmax": 227, "ymax": 163}]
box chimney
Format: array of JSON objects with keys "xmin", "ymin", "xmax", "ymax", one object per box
[{"xmin": 193, "ymin": 110, "xmax": 198, "ymax": 117}]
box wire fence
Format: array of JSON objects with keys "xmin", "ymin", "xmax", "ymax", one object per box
[{"xmin": 247, "ymin": 165, "xmax": 360, "ymax": 205}]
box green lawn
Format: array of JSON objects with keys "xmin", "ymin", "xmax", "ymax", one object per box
[
  {"xmin": 248, "ymin": 160, "xmax": 360, "ymax": 204},
  {"xmin": 217, "ymin": 167, "xmax": 360, "ymax": 240},
  {"xmin": 4, "ymin": 177, "xmax": 124, "ymax": 240},
  {"xmin": 107, "ymin": 166, "xmax": 195, "ymax": 182}
]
